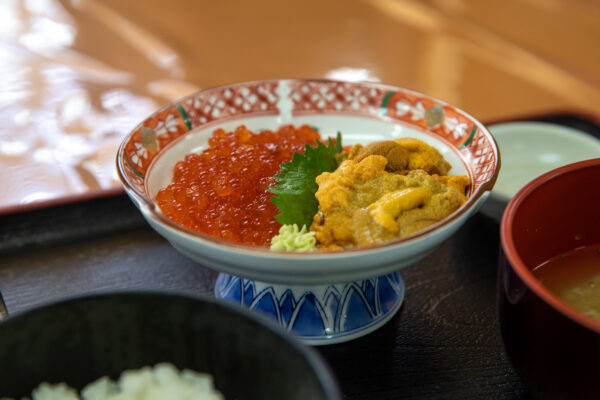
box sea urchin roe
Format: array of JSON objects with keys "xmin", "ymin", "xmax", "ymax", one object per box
[{"xmin": 155, "ymin": 125, "xmax": 321, "ymax": 246}]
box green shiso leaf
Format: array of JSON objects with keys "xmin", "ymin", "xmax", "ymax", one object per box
[{"xmin": 269, "ymin": 132, "xmax": 342, "ymax": 227}]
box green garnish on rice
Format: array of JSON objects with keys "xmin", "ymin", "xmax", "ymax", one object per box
[{"xmin": 270, "ymin": 224, "xmax": 316, "ymax": 251}]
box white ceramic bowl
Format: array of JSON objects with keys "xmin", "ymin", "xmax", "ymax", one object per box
[
  {"xmin": 481, "ymin": 121, "xmax": 600, "ymax": 221},
  {"xmin": 117, "ymin": 79, "xmax": 500, "ymax": 344},
  {"xmin": 117, "ymin": 79, "xmax": 499, "ymax": 284}
]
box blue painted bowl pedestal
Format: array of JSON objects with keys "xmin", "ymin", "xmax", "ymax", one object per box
[{"xmin": 215, "ymin": 272, "xmax": 405, "ymax": 345}]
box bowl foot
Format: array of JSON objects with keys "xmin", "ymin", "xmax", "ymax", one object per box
[{"xmin": 214, "ymin": 272, "xmax": 405, "ymax": 345}]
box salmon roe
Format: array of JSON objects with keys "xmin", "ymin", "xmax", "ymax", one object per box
[{"xmin": 155, "ymin": 125, "xmax": 321, "ymax": 246}]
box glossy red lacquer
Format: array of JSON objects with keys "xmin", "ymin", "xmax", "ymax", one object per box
[{"xmin": 499, "ymin": 158, "xmax": 600, "ymax": 400}]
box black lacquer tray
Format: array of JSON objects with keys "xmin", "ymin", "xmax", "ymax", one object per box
[{"xmin": 1, "ymin": 113, "xmax": 599, "ymax": 399}]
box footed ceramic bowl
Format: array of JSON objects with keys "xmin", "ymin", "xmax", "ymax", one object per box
[{"xmin": 117, "ymin": 79, "xmax": 500, "ymax": 344}]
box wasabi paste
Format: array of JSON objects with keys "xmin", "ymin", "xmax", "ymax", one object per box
[{"xmin": 270, "ymin": 224, "xmax": 316, "ymax": 251}]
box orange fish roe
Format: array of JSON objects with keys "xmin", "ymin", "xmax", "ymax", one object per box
[{"xmin": 155, "ymin": 125, "xmax": 321, "ymax": 246}]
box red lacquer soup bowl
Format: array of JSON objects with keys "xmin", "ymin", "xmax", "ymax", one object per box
[{"xmin": 499, "ymin": 158, "xmax": 600, "ymax": 400}]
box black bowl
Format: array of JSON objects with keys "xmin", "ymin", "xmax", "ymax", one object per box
[{"xmin": 0, "ymin": 290, "xmax": 341, "ymax": 399}]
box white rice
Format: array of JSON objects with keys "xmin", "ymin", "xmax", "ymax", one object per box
[
  {"xmin": 2, "ymin": 363, "xmax": 224, "ymax": 400},
  {"xmin": 32, "ymin": 383, "xmax": 79, "ymax": 400}
]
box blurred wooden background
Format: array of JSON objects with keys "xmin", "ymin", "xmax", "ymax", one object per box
[{"xmin": 1, "ymin": 0, "xmax": 598, "ymax": 210}]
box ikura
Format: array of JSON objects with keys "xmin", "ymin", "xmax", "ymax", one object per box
[{"xmin": 155, "ymin": 125, "xmax": 321, "ymax": 246}]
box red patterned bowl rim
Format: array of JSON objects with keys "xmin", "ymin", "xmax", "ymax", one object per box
[
  {"xmin": 117, "ymin": 78, "xmax": 501, "ymax": 255},
  {"xmin": 500, "ymin": 158, "xmax": 600, "ymax": 333}
]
